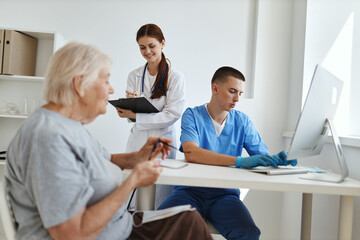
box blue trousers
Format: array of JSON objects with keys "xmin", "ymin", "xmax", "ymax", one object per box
[{"xmin": 158, "ymin": 189, "xmax": 260, "ymax": 240}]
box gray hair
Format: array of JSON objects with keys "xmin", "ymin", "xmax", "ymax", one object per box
[{"xmin": 44, "ymin": 42, "xmax": 112, "ymax": 106}]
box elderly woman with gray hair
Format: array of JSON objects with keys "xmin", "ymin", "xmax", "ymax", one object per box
[{"xmin": 4, "ymin": 42, "xmax": 212, "ymax": 240}]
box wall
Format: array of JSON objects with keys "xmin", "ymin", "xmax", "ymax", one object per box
[
  {"xmin": 283, "ymin": 0, "xmax": 360, "ymax": 239},
  {"xmin": 0, "ymin": 0, "xmax": 261, "ymax": 153}
]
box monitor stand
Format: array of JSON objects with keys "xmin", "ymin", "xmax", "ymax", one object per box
[{"xmin": 300, "ymin": 118, "xmax": 349, "ymax": 183}]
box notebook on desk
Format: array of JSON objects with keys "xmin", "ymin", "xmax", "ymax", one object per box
[{"xmin": 250, "ymin": 166, "xmax": 309, "ymax": 175}]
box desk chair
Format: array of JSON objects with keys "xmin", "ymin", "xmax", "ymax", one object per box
[{"xmin": 0, "ymin": 181, "xmax": 16, "ymax": 240}]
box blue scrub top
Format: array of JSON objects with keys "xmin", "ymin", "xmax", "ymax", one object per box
[{"xmin": 176, "ymin": 105, "xmax": 269, "ymax": 197}]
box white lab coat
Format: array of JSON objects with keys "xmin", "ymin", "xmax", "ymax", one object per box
[
  {"xmin": 125, "ymin": 64, "xmax": 185, "ymax": 209},
  {"xmin": 125, "ymin": 64, "xmax": 185, "ymax": 157}
]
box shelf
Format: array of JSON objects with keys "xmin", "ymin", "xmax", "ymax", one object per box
[
  {"xmin": 0, "ymin": 27, "xmax": 62, "ymax": 152},
  {"xmin": 0, "ymin": 114, "xmax": 28, "ymax": 119},
  {"xmin": 0, "ymin": 75, "xmax": 44, "ymax": 83}
]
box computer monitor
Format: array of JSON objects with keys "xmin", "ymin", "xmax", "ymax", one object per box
[{"xmin": 287, "ymin": 65, "xmax": 348, "ymax": 183}]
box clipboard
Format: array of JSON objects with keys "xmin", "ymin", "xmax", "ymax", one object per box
[{"xmin": 108, "ymin": 97, "xmax": 159, "ymax": 121}]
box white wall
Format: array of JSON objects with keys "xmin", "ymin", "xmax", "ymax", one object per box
[
  {"xmin": 283, "ymin": 0, "xmax": 360, "ymax": 239},
  {"xmin": 0, "ymin": 0, "xmax": 259, "ymax": 153}
]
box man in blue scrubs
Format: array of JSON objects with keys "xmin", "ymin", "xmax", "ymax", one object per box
[{"xmin": 158, "ymin": 66, "xmax": 297, "ymax": 240}]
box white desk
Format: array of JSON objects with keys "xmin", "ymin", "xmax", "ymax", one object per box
[{"xmin": 123, "ymin": 159, "xmax": 360, "ymax": 240}]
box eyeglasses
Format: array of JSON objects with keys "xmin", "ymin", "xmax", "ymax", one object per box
[{"xmin": 148, "ymin": 138, "xmax": 191, "ymax": 160}]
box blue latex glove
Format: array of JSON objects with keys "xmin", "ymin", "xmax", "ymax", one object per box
[
  {"xmin": 235, "ymin": 155, "xmax": 279, "ymax": 169},
  {"xmin": 271, "ymin": 151, "xmax": 297, "ymax": 166}
]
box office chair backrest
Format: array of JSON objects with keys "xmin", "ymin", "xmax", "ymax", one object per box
[{"xmin": 0, "ymin": 181, "xmax": 16, "ymax": 240}]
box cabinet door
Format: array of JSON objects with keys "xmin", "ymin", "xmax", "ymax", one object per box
[{"xmin": 3, "ymin": 30, "xmax": 38, "ymax": 76}]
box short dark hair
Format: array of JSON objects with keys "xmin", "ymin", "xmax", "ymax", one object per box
[{"xmin": 211, "ymin": 66, "xmax": 245, "ymax": 84}]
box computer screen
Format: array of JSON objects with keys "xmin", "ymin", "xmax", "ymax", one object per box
[{"xmin": 287, "ymin": 65, "xmax": 348, "ymax": 182}]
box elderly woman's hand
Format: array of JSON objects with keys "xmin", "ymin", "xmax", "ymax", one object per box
[
  {"xmin": 130, "ymin": 160, "xmax": 162, "ymax": 187},
  {"xmin": 116, "ymin": 107, "xmax": 136, "ymax": 119},
  {"xmin": 138, "ymin": 137, "xmax": 172, "ymax": 161}
]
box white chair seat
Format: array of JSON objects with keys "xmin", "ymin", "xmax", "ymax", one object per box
[{"xmin": 0, "ymin": 181, "xmax": 16, "ymax": 240}]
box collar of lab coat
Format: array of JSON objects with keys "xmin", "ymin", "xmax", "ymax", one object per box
[
  {"xmin": 135, "ymin": 65, "xmax": 146, "ymax": 77},
  {"xmin": 135, "ymin": 62, "xmax": 172, "ymax": 77}
]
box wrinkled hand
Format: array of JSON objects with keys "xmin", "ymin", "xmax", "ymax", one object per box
[
  {"xmin": 138, "ymin": 137, "xmax": 172, "ymax": 161},
  {"xmin": 116, "ymin": 107, "xmax": 136, "ymax": 119},
  {"xmin": 272, "ymin": 151, "xmax": 297, "ymax": 166},
  {"xmin": 235, "ymin": 155, "xmax": 279, "ymax": 169},
  {"xmin": 131, "ymin": 160, "xmax": 162, "ymax": 187}
]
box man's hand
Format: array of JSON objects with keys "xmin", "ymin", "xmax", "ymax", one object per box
[
  {"xmin": 272, "ymin": 151, "xmax": 297, "ymax": 166},
  {"xmin": 235, "ymin": 155, "xmax": 279, "ymax": 169}
]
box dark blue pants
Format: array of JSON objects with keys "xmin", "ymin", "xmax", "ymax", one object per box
[{"xmin": 158, "ymin": 189, "xmax": 260, "ymax": 240}]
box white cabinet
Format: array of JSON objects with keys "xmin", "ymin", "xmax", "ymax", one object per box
[{"xmin": 0, "ymin": 29, "xmax": 64, "ymax": 151}]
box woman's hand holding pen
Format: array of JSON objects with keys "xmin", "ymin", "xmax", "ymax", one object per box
[
  {"xmin": 125, "ymin": 137, "xmax": 171, "ymax": 193},
  {"xmin": 125, "ymin": 90, "xmax": 139, "ymax": 98},
  {"xmin": 116, "ymin": 107, "xmax": 136, "ymax": 119},
  {"xmin": 138, "ymin": 137, "xmax": 172, "ymax": 162}
]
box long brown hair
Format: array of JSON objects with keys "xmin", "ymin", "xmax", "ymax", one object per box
[{"xmin": 137, "ymin": 24, "xmax": 169, "ymax": 99}]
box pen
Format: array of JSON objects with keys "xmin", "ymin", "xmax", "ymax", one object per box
[
  {"xmin": 148, "ymin": 139, "xmax": 160, "ymax": 160},
  {"xmin": 148, "ymin": 138, "xmax": 191, "ymax": 160},
  {"xmin": 157, "ymin": 140, "xmax": 191, "ymax": 154}
]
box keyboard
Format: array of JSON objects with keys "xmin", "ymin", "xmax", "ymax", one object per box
[{"xmin": 250, "ymin": 166, "xmax": 309, "ymax": 175}]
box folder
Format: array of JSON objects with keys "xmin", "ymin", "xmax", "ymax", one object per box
[
  {"xmin": 0, "ymin": 29, "xmax": 4, "ymax": 73},
  {"xmin": 3, "ymin": 30, "xmax": 38, "ymax": 76},
  {"xmin": 108, "ymin": 97, "xmax": 159, "ymax": 122}
]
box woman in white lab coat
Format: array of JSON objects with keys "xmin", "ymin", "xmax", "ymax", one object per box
[{"xmin": 116, "ymin": 24, "xmax": 185, "ymax": 208}]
